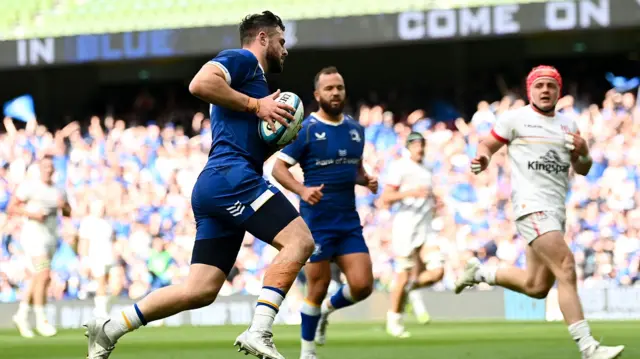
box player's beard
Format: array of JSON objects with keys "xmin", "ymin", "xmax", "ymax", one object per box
[
  {"xmin": 266, "ymin": 47, "xmax": 283, "ymax": 73},
  {"xmin": 319, "ymin": 98, "xmax": 345, "ymax": 117}
]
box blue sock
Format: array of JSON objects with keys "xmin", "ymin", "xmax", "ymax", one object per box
[
  {"xmin": 300, "ymin": 299, "xmax": 321, "ymax": 342},
  {"xmin": 327, "ymin": 285, "xmax": 356, "ymax": 312}
]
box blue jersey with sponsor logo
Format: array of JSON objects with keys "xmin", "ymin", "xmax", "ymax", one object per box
[
  {"xmin": 205, "ymin": 48, "xmax": 271, "ymax": 174},
  {"xmin": 278, "ymin": 113, "xmax": 364, "ymax": 232}
]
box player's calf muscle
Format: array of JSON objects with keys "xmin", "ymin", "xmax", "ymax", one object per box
[{"xmin": 264, "ymin": 217, "xmax": 314, "ymax": 290}]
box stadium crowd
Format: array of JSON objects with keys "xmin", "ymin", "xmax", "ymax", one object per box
[{"xmin": 1, "ymin": 87, "xmax": 639, "ymax": 304}]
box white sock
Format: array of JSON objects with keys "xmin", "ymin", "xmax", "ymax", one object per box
[
  {"xmin": 386, "ymin": 311, "xmax": 402, "ymax": 327},
  {"xmin": 408, "ymin": 290, "xmax": 428, "ymax": 316},
  {"xmin": 250, "ymin": 286, "xmax": 285, "ymax": 332},
  {"xmin": 301, "ymin": 339, "xmax": 316, "ymax": 353},
  {"xmin": 94, "ymin": 295, "xmax": 110, "ymax": 316},
  {"xmin": 568, "ymin": 320, "xmax": 599, "ymax": 352},
  {"xmin": 475, "ymin": 266, "xmax": 497, "ymax": 285},
  {"xmin": 15, "ymin": 302, "xmax": 30, "ymax": 320},
  {"xmin": 104, "ymin": 305, "xmax": 143, "ymax": 343},
  {"xmin": 34, "ymin": 305, "xmax": 47, "ymax": 324},
  {"xmin": 320, "ymin": 297, "xmax": 334, "ymax": 315}
]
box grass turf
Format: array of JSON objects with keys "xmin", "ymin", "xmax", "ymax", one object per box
[{"xmin": 0, "ymin": 321, "xmax": 637, "ymax": 359}]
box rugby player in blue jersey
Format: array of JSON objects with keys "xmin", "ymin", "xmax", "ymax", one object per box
[
  {"xmin": 84, "ymin": 11, "xmax": 315, "ymax": 359},
  {"xmin": 272, "ymin": 67, "xmax": 378, "ymax": 359}
]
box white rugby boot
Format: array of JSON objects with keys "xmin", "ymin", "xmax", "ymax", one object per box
[
  {"xmin": 12, "ymin": 315, "xmax": 35, "ymax": 338},
  {"xmin": 386, "ymin": 322, "xmax": 411, "ymax": 339},
  {"xmin": 234, "ymin": 328, "xmax": 285, "ymax": 359},
  {"xmin": 35, "ymin": 319, "xmax": 57, "ymax": 337},
  {"xmin": 583, "ymin": 344, "xmax": 625, "ymax": 359},
  {"xmin": 315, "ymin": 312, "xmax": 329, "ymax": 346},
  {"xmin": 84, "ymin": 318, "xmax": 116, "ymax": 359},
  {"xmin": 386, "ymin": 312, "xmax": 411, "ymax": 339},
  {"xmin": 454, "ymin": 257, "xmax": 481, "ymax": 294},
  {"xmin": 300, "ymin": 351, "xmax": 318, "ymax": 359}
]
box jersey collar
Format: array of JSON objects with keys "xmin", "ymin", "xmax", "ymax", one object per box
[{"xmin": 311, "ymin": 112, "xmax": 344, "ymax": 126}]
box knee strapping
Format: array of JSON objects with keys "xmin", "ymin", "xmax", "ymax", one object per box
[{"xmin": 32, "ymin": 259, "xmax": 51, "ymax": 273}]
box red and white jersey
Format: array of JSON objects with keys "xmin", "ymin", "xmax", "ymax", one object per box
[
  {"xmin": 491, "ymin": 105, "xmax": 578, "ymax": 219},
  {"xmin": 386, "ymin": 156, "xmax": 435, "ymax": 225}
]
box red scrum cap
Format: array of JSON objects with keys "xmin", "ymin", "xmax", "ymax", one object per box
[{"xmin": 526, "ymin": 65, "xmax": 563, "ymax": 101}]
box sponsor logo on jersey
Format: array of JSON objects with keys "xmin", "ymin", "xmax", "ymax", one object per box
[
  {"xmin": 527, "ymin": 149, "xmax": 570, "ymax": 174},
  {"xmin": 350, "ymin": 129, "xmax": 361, "ymax": 142}
]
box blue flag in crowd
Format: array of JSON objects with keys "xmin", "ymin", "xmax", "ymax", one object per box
[
  {"xmin": 605, "ymin": 73, "xmax": 640, "ymax": 93},
  {"xmin": 3, "ymin": 94, "xmax": 36, "ymax": 123}
]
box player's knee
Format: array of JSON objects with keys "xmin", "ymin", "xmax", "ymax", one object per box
[
  {"xmin": 296, "ymin": 222, "xmax": 316, "ymax": 260},
  {"xmin": 274, "ymin": 217, "xmax": 315, "ymax": 259},
  {"xmin": 350, "ymin": 281, "xmax": 373, "ymax": 301},
  {"xmin": 431, "ymin": 267, "xmax": 445, "ymax": 282},
  {"xmin": 528, "ymin": 285, "xmax": 551, "ymax": 299},
  {"xmin": 36, "ymin": 267, "xmax": 51, "ymax": 282},
  {"xmin": 183, "ymin": 283, "xmax": 220, "ymax": 310}
]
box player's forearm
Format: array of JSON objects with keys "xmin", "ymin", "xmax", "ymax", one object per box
[
  {"xmin": 476, "ymin": 141, "xmax": 495, "ymax": 161},
  {"xmin": 8, "ymin": 202, "xmax": 36, "ymax": 220},
  {"xmin": 7, "ymin": 199, "xmax": 24, "ymax": 217},
  {"xmin": 571, "ymin": 155, "xmax": 592, "ymax": 176},
  {"xmin": 189, "ymin": 75, "xmax": 253, "ymax": 113},
  {"xmin": 381, "ymin": 189, "xmax": 408, "ymax": 205},
  {"xmin": 272, "ymin": 161, "xmax": 306, "ymax": 196}
]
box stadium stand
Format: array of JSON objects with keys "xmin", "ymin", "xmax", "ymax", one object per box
[
  {"xmin": 1, "ymin": 84, "xmax": 638, "ymax": 303},
  {"xmin": 1, "ymin": 0, "xmax": 549, "ymax": 40}
]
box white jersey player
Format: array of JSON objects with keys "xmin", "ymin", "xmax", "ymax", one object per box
[
  {"xmin": 381, "ymin": 132, "xmax": 444, "ymax": 338},
  {"xmin": 456, "ymin": 66, "xmax": 624, "ymax": 359},
  {"xmin": 79, "ymin": 200, "xmax": 115, "ymax": 317},
  {"xmin": 8, "ymin": 155, "xmax": 71, "ymax": 338}
]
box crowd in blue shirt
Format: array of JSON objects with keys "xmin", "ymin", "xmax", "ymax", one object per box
[{"xmin": 1, "ymin": 88, "xmax": 639, "ymax": 303}]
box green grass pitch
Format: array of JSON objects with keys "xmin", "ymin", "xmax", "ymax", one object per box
[{"xmin": 1, "ymin": 321, "xmax": 637, "ymax": 358}]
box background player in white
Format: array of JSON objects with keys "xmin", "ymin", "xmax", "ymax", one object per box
[
  {"xmin": 8, "ymin": 154, "xmax": 71, "ymax": 338},
  {"xmin": 78, "ymin": 200, "xmax": 115, "ymax": 318},
  {"xmin": 456, "ymin": 66, "xmax": 624, "ymax": 359},
  {"xmin": 381, "ymin": 132, "xmax": 444, "ymax": 338}
]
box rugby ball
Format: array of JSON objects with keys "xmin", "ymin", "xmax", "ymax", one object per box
[{"xmin": 258, "ymin": 91, "xmax": 304, "ymax": 146}]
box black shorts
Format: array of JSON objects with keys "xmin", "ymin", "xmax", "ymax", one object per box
[{"xmin": 191, "ymin": 190, "xmax": 299, "ymax": 275}]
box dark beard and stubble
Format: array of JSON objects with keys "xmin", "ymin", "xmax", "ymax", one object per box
[
  {"xmin": 319, "ymin": 98, "xmax": 345, "ymax": 117},
  {"xmin": 266, "ymin": 47, "xmax": 283, "ymax": 74}
]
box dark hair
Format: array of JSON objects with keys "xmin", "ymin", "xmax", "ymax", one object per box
[
  {"xmin": 239, "ymin": 11, "xmax": 285, "ymax": 45},
  {"xmin": 314, "ymin": 66, "xmax": 339, "ymax": 89}
]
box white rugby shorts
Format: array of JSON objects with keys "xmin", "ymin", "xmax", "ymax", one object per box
[
  {"xmin": 392, "ymin": 217, "xmax": 436, "ymax": 272},
  {"xmin": 20, "ymin": 227, "xmax": 57, "ymax": 272},
  {"xmin": 515, "ymin": 211, "xmax": 566, "ymax": 244},
  {"xmin": 90, "ymin": 262, "xmax": 113, "ymax": 278}
]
